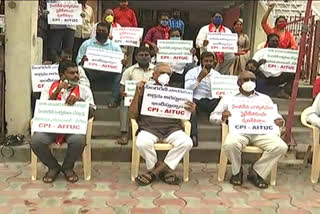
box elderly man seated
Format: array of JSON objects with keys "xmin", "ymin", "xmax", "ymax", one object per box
[
  {"xmin": 210, "ymin": 71, "xmax": 288, "ymax": 188},
  {"xmin": 31, "ymin": 60, "xmax": 95, "ymax": 183},
  {"xmin": 129, "ymin": 63, "xmax": 195, "ymax": 186}
]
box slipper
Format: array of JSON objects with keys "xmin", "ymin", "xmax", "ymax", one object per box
[
  {"xmin": 230, "ymin": 166, "xmax": 243, "ymax": 186},
  {"xmin": 107, "ymin": 102, "xmax": 119, "ymax": 108},
  {"xmin": 62, "ymin": 169, "xmax": 79, "ymax": 183},
  {"xmin": 159, "ymin": 169, "xmax": 180, "ymax": 185},
  {"xmin": 247, "ymin": 166, "xmax": 268, "ymax": 189},
  {"xmin": 135, "ymin": 171, "xmax": 157, "ymax": 186},
  {"xmin": 116, "ymin": 135, "xmax": 129, "ymax": 145},
  {"xmin": 42, "ymin": 167, "xmax": 61, "ymax": 183}
]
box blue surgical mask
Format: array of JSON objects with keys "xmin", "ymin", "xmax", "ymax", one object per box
[
  {"xmin": 170, "ymin": 37, "xmax": 181, "ymax": 40},
  {"xmin": 212, "ymin": 17, "xmax": 223, "ymax": 26},
  {"xmin": 160, "ymin": 20, "xmax": 168, "ymax": 27}
]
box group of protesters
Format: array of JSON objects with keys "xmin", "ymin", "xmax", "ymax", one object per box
[{"xmin": 31, "ymin": 0, "xmax": 311, "ymax": 188}]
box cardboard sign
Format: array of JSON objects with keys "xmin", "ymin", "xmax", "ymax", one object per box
[
  {"xmin": 211, "ymin": 75, "xmax": 238, "ymax": 98},
  {"xmin": 228, "ymin": 101, "xmax": 280, "ymax": 135},
  {"xmin": 264, "ymin": 48, "xmax": 299, "ymax": 74},
  {"xmin": 141, "ymin": 84, "xmax": 193, "ymax": 120},
  {"xmin": 124, "ymin": 80, "xmax": 138, "ymax": 106},
  {"xmin": 32, "ymin": 100, "xmax": 89, "ymax": 135},
  {"xmin": 47, "ymin": 1, "xmax": 82, "ymax": 25},
  {"xmin": 157, "ymin": 40, "xmax": 193, "ymax": 63},
  {"xmin": 84, "ymin": 47, "xmax": 124, "ymax": 73},
  {"xmin": 112, "ymin": 27, "xmax": 144, "ymax": 47},
  {"xmin": 207, "ymin": 32, "xmax": 238, "ymax": 53},
  {"xmin": 31, "ymin": 65, "xmax": 60, "ymax": 92}
]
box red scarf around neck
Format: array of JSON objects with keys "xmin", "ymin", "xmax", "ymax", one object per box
[
  {"xmin": 209, "ymin": 24, "xmax": 226, "ymax": 63},
  {"xmin": 49, "ymin": 80, "xmax": 80, "ymax": 144},
  {"xmin": 112, "ymin": 22, "xmax": 117, "ymax": 28},
  {"xmin": 156, "ymin": 25, "xmax": 170, "ymax": 40}
]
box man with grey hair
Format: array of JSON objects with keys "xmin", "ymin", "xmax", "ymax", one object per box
[{"xmin": 129, "ymin": 63, "xmax": 195, "ymax": 186}]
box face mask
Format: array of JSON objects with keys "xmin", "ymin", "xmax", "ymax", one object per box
[
  {"xmin": 105, "ymin": 15, "xmax": 114, "ymax": 23},
  {"xmin": 241, "ymin": 81, "xmax": 256, "ymax": 92},
  {"xmin": 137, "ymin": 57, "xmax": 150, "ymax": 65},
  {"xmin": 268, "ymin": 41, "xmax": 279, "ymax": 48},
  {"xmin": 120, "ymin": 3, "xmax": 128, "ymax": 8},
  {"xmin": 158, "ymin": 73, "xmax": 170, "ymax": 86},
  {"xmin": 96, "ymin": 32, "xmax": 108, "ymax": 41},
  {"xmin": 170, "ymin": 37, "xmax": 181, "ymax": 40},
  {"xmin": 68, "ymin": 80, "xmax": 79, "ymax": 87},
  {"xmin": 212, "ymin": 17, "xmax": 223, "ymax": 26},
  {"xmin": 160, "ymin": 20, "xmax": 168, "ymax": 27},
  {"xmin": 276, "ymin": 23, "xmax": 287, "ymax": 29}
]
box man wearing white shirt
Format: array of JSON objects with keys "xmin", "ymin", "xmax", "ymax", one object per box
[
  {"xmin": 210, "ymin": 71, "xmax": 288, "ymax": 188},
  {"xmin": 195, "ymin": 12, "xmax": 235, "ymax": 74},
  {"xmin": 185, "ymin": 52, "xmax": 221, "ymax": 146},
  {"xmin": 252, "ymin": 33, "xmax": 294, "ymax": 99},
  {"xmin": 306, "ymin": 93, "xmax": 320, "ymax": 127}
]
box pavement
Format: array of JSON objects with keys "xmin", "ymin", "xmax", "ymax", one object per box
[{"xmin": 0, "ymin": 162, "xmax": 319, "ymax": 214}]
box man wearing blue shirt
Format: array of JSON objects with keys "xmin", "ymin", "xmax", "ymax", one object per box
[
  {"xmin": 77, "ymin": 22, "xmax": 123, "ymax": 107},
  {"xmin": 168, "ymin": 9, "xmax": 185, "ymax": 37}
]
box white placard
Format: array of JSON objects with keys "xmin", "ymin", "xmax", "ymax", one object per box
[
  {"xmin": 211, "ymin": 75, "xmax": 238, "ymax": 98},
  {"xmin": 31, "ymin": 65, "xmax": 60, "ymax": 92},
  {"xmin": 141, "ymin": 84, "xmax": 193, "ymax": 120},
  {"xmin": 84, "ymin": 47, "xmax": 124, "ymax": 73},
  {"xmin": 157, "ymin": 40, "xmax": 193, "ymax": 63},
  {"xmin": 124, "ymin": 80, "xmax": 138, "ymax": 106},
  {"xmin": 0, "ymin": 15, "xmax": 5, "ymax": 27},
  {"xmin": 264, "ymin": 48, "xmax": 299, "ymax": 73},
  {"xmin": 207, "ymin": 32, "xmax": 238, "ymax": 53},
  {"xmin": 47, "ymin": 1, "xmax": 82, "ymax": 25},
  {"xmin": 112, "ymin": 27, "xmax": 144, "ymax": 47},
  {"xmin": 32, "ymin": 100, "xmax": 89, "ymax": 135},
  {"xmin": 228, "ymin": 101, "xmax": 280, "ymax": 135}
]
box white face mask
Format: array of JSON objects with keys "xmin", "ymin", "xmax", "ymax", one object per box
[
  {"xmin": 158, "ymin": 73, "xmax": 170, "ymax": 86},
  {"xmin": 241, "ymin": 81, "xmax": 256, "ymax": 92}
]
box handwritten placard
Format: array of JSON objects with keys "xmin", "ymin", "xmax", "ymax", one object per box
[
  {"xmin": 124, "ymin": 80, "xmax": 138, "ymax": 106},
  {"xmin": 141, "ymin": 84, "xmax": 193, "ymax": 120},
  {"xmin": 157, "ymin": 40, "xmax": 193, "ymax": 63},
  {"xmin": 84, "ymin": 47, "xmax": 124, "ymax": 73},
  {"xmin": 211, "ymin": 75, "xmax": 238, "ymax": 98},
  {"xmin": 207, "ymin": 32, "xmax": 238, "ymax": 53},
  {"xmin": 264, "ymin": 48, "xmax": 299, "ymax": 74},
  {"xmin": 32, "ymin": 100, "xmax": 89, "ymax": 135},
  {"xmin": 31, "ymin": 65, "xmax": 60, "ymax": 92},
  {"xmin": 112, "ymin": 27, "xmax": 144, "ymax": 47},
  {"xmin": 228, "ymin": 101, "xmax": 280, "ymax": 135},
  {"xmin": 47, "ymin": 1, "xmax": 82, "ymax": 25}
]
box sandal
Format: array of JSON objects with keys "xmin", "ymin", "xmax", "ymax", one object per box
[
  {"xmin": 135, "ymin": 171, "xmax": 157, "ymax": 186},
  {"xmin": 42, "ymin": 167, "xmax": 61, "ymax": 183},
  {"xmin": 62, "ymin": 169, "xmax": 79, "ymax": 183},
  {"xmin": 107, "ymin": 102, "xmax": 119, "ymax": 108},
  {"xmin": 159, "ymin": 169, "xmax": 181, "ymax": 185},
  {"xmin": 230, "ymin": 166, "xmax": 243, "ymax": 186},
  {"xmin": 247, "ymin": 167, "xmax": 268, "ymax": 189},
  {"xmin": 116, "ymin": 135, "xmax": 129, "ymax": 145}
]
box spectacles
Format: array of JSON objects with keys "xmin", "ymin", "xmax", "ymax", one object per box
[{"xmin": 242, "ymin": 78, "xmax": 256, "ymax": 82}]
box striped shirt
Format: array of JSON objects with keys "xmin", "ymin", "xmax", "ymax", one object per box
[{"xmin": 168, "ymin": 18, "xmax": 185, "ymax": 35}]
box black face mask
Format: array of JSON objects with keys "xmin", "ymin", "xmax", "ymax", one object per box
[{"xmin": 96, "ymin": 32, "xmax": 108, "ymax": 41}]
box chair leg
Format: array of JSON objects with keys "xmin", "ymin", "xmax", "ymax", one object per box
[
  {"xmin": 311, "ymin": 143, "xmax": 320, "ymax": 184},
  {"xmin": 183, "ymin": 151, "xmax": 190, "ymax": 182},
  {"xmin": 270, "ymin": 163, "xmax": 277, "ymax": 186},
  {"xmin": 217, "ymin": 150, "xmax": 228, "ymax": 182},
  {"xmin": 131, "ymin": 145, "xmax": 140, "ymax": 181},
  {"xmin": 31, "ymin": 150, "xmax": 38, "ymax": 181},
  {"xmin": 82, "ymin": 143, "xmax": 91, "ymax": 181}
]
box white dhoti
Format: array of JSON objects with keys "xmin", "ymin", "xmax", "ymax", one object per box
[
  {"xmin": 136, "ymin": 130, "xmax": 193, "ymax": 170},
  {"xmin": 223, "ymin": 133, "xmax": 288, "ymax": 179}
]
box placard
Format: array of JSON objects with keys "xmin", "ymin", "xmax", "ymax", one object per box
[
  {"xmin": 211, "ymin": 75, "xmax": 238, "ymax": 98},
  {"xmin": 157, "ymin": 40, "xmax": 193, "ymax": 63},
  {"xmin": 264, "ymin": 48, "xmax": 299, "ymax": 73},
  {"xmin": 207, "ymin": 32, "xmax": 238, "ymax": 53},
  {"xmin": 141, "ymin": 84, "xmax": 193, "ymax": 120},
  {"xmin": 112, "ymin": 27, "xmax": 144, "ymax": 47},
  {"xmin": 31, "ymin": 65, "xmax": 60, "ymax": 92},
  {"xmin": 32, "ymin": 100, "xmax": 89, "ymax": 135},
  {"xmin": 228, "ymin": 101, "xmax": 280, "ymax": 135},
  {"xmin": 47, "ymin": 1, "xmax": 82, "ymax": 25},
  {"xmin": 124, "ymin": 80, "xmax": 138, "ymax": 106},
  {"xmin": 84, "ymin": 47, "xmax": 124, "ymax": 73}
]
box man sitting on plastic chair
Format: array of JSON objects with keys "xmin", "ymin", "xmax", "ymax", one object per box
[
  {"xmin": 210, "ymin": 71, "xmax": 288, "ymax": 188},
  {"xmin": 31, "ymin": 60, "xmax": 96, "ymax": 183},
  {"xmin": 129, "ymin": 63, "xmax": 195, "ymax": 186}
]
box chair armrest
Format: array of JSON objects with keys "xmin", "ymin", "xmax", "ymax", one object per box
[
  {"xmin": 301, "ymin": 107, "xmax": 318, "ymax": 129},
  {"xmin": 221, "ymin": 122, "xmax": 229, "ymax": 145},
  {"xmin": 181, "ymin": 120, "xmax": 191, "ymax": 136},
  {"xmin": 131, "ymin": 119, "xmax": 139, "ymax": 146}
]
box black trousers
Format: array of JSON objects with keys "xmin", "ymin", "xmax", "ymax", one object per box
[
  {"xmin": 72, "ymin": 37, "xmax": 89, "ymax": 61},
  {"xmin": 190, "ymin": 98, "xmax": 220, "ymax": 138},
  {"xmin": 47, "ymin": 29, "xmax": 75, "ymax": 54}
]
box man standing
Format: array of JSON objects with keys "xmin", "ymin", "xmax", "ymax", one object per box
[
  {"xmin": 130, "ymin": 63, "xmax": 195, "ymax": 186},
  {"xmin": 169, "ymin": 9, "xmax": 185, "ymax": 37},
  {"xmin": 117, "ymin": 47, "xmax": 155, "ymax": 145},
  {"xmin": 31, "ymin": 60, "xmax": 96, "ymax": 183},
  {"xmin": 185, "ymin": 52, "xmax": 220, "ymax": 146},
  {"xmin": 76, "ymin": 22, "xmax": 123, "ymax": 107},
  {"xmin": 91, "ymin": 8, "xmax": 121, "ymax": 39},
  {"xmin": 73, "ymin": 0, "xmax": 94, "ymax": 61},
  {"xmin": 210, "ymin": 71, "xmax": 288, "ymax": 188}
]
